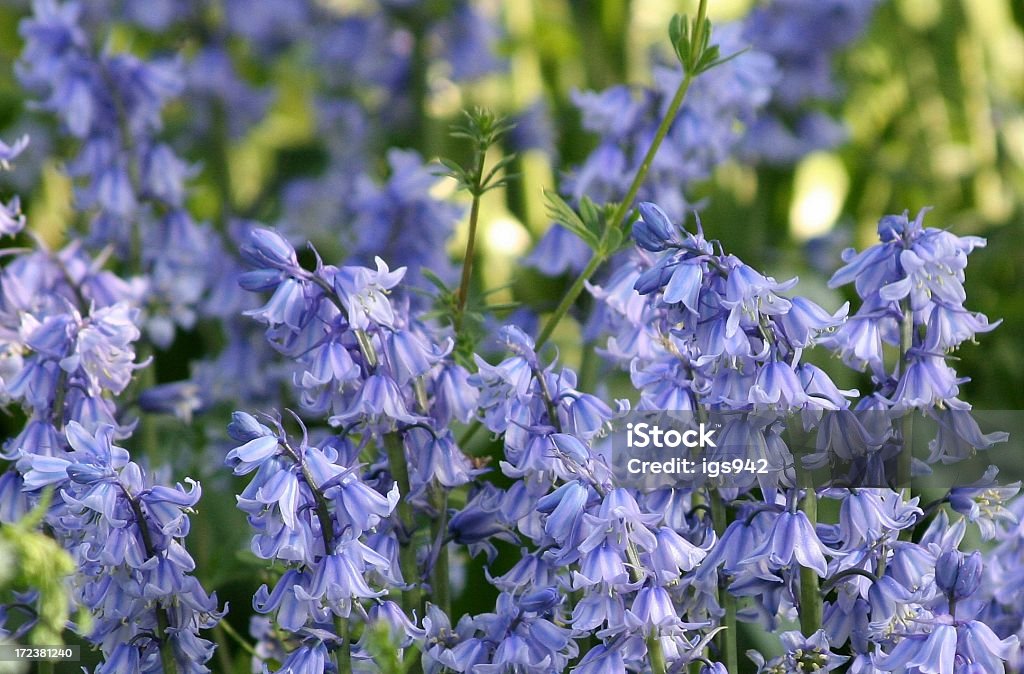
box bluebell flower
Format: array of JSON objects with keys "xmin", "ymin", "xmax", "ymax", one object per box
[
  {"xmin": 632, "ymin": 202, "xmax": 681, "ymax": 252},
  {"xmin": 276, "ymin": 641, "xmax": 328, "ymax": 674},
  {"xmin": 834, "ymin": 489, "xmax": 919, "ymax": 550},
  {"xmin": 572, "ymin": 644, "xmax": 625, "ymax": 674},
  {"xmin": 754, "ymin": 509, "xmax": 830, "ymax": 577},
  {"xmin": 947, "ymin": 467, "xmax": 1019, "ymax": 540},
  {"xmin": 18, "ymin": 422, "xmax": 222, "ymax": 670},
  {"xmin": 0, "ymin": 196, "xmax": 26, "ymax": 236},
  {"xmin": 0, "ymin": 135, "xmax": 29, "ymax": 168},
  {"xmin": 334, "ymin": 257, "xmax": 406, "ymax": 331},
  {"xmin": 874, "ymin": 621, "xmax": 1019, "ymax": 674},
  {"xmin": 776, "ymin": 630, "xmax": 849, "ymax": 672},
  {"xmin": 927, "ymin": 410, "xmax": 1010, "ymax": 467},
  {"xmin": 524, "ymin": 224, "xmax": 593, "ymax": 276}
]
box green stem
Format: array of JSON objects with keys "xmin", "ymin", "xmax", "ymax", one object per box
[
  {"xmin": 384, "ymin": 432, "xmax": 420, "ymax": 613},
  {"xmin": 217, "ymin": 618, "xmax": 260, "ymax": 659},
  {"xmin": 898, "ymin": 301, "xmax": 914, "ymax": 539},
  {"xmin": 429, "ymin": 486, "xmax": 451, "ymax": 617},
  {"xmin": 535, "ymin": 253, "xmax": 603, "ymax": 349},
  {"xmin": 455, "ymin": 188, "xmax": 483, "ymax": 335},
  {"xmin": 709, "ymin": 490, "xmax": 737, "ymax": 674},
  {"xmin": 623, "ymin": 534, "xmax": 667, "ymax": 674},
  {"xmin": 535, "ymin": 31, "xmax": 700, "ymax": 349},
  {"xmin": 156, "ymin": 591, "xmax": 177, "ymax": 671},
  {"xmin": 125, "ymin": 494, "xmax": 178, "ymax": 673},
  {"xmin": 335, "ymin": 616, "xmax": 351, "ymax": 673},
  {"xmin": 282, "ymin": 440, "xmax": 352, "ymax": 669},
  {"xmin": 799, "ymin": 487, "xmax": 822, "ymax": 637},
  {"xmin": 212, "ymin": 624, "xmax": 235, "ymax": 674},
  {"xmin": 647, "ymin": 634, "xmax": 668, "ymax": 674}
]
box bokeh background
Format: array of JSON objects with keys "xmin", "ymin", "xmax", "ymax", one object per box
[{"xmin": 0, "ymin": 0, "xmax": 1021, "ymax": 670}]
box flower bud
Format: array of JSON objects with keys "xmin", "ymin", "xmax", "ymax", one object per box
[
  {"xmin": 633, "ymin": 202, "xmax": 677, "ymax": 251},
  {"xmin": 227, "ymin": 411, "xmax": 270, "ymax": 443},
  {"xmin": 935, "ymin": 549, "xmax": 983, "ymax": 601},
  {"xmin": 520, "ymin": 587, "xmax": 561, "ymax": 613},
  {"xmin": 240, "ymin": 228, "xmax": 297, "ymax": 270}
]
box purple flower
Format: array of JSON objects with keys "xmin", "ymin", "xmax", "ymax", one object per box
[
  {"xmin": 754, "ymin": 509, "xmax": 830, "ymax": 577},
  {"xmin": 333, "ymin": 257, "xmax": 406, "ymax": 331},
  {"xmin": 525, "ymin": 224, "xmax": 592, "ymax": 276},
  {"xmin": 0, "ymin": 135, "xmax": 29, "ymax": 168},
  {"xmin": 935, "ymin": 550, "xmax": 983, "ymax": 604}
]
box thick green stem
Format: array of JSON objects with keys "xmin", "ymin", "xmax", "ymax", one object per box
[
  {"xmin": 429, "ymin": 486, "xmax": 451, "ymax": 617},
  {"xmin": 647, "ymin": 634, "xmax": 668, "ymax": 674},
  {"xmin": 709, "ymin": 490, "xmax": 737, "ymax": 674},
  {"xmin": 799, "ymin": 488, "xmax": 822, "ymax": 637},
  {"xmin": 335, "ymin": 616, "xmax": 351, "ymax": 673},
  {"xmin": 535, "ymin": 41, "xmax": 699, "ymax": 350},
  {"xmin": 385, "ymin": 433, "xmax": 420, "ymax": 613}
]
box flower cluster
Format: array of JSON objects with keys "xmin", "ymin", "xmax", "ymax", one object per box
[
  {"xmin": 740, "ymin": 0, "xmax": 880, "ymax": 163},
  {"xmin": 0, "ymin": 88, "xmax": 219, "ymax": 674},
  {"xmin": 22, "ymin": 422, "xmax": 222, "ymax": 672},
  {"xmin": 226, "ymin": 412, "xmax": 400, "ymax": 669},
  {"xmin": 0, "ymin": 237, "xmax": 146, "ymax": 523},
  {"xmin": 592, "ymin": 202, "xmax": 850, "ymax": 415},
  {"xmin": 18, "ymin": 0, "xmax": 222, "ymax": 347},
  {"xmin": 229, "ymin": 226, "xmax": 483, "ymax": 667}
]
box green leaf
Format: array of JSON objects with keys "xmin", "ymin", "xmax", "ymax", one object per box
[
  {"xmin": 603, "ymin": 226, "xmax": 624, "ymax": 253},
  {"xmin": 579, "ymin": 196, "xmax": 603, "ymax": 239},
  {"xmin": 543, "ymin": 189, "xmax": 600, "ymax": 250},
  {"xmin": 669, "ymin": 13, "xmax": 690, "ymax": 65},
  {"xmin": 420, "ymin": 268, "xmax": 452, "ymax": 294},
  {"xmin": 701, "ymin": 47, "xmax": 748, "ymax": 74}
]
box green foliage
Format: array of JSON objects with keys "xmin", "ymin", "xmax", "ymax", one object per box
[
  {"xmin": 543, "ymin": 190, "xmax": 626, "ymax": 256},
  {"xmin": 0, "ymin": 490, "xmax": 83, "ymax": 645},
  {"xmin": 420, "ymin": 268, "xmax": 519, "ymax": 368},
  {"xmin": 437, "ymin": 108, "xmax": 517, "ymax": 197},
  {"xmin": 667, "ymin": 9, "xmax": 742, "ymax": 77},
  {"xmin": 360, "ymin": 621, "xmax": 421, "ymax": 674}
]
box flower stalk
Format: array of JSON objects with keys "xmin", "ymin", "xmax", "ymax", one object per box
[
  {"xmin": 535, "ymin": 0, "xmax": 713, "ymax": 349},
  {"xmin": 385, "ymin": 432, "xmax": 421, "ymax": 614},
  {"xmin": 710, "ymin": 489, "xmax": 738, "ymax": 673},
  {"xmin": 125, "ymin": 492, "xmax": 178, "ymax": 674},
  {"xmin": 799, "ymin": 486, "xmax": 822, "ymax": 637}
]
